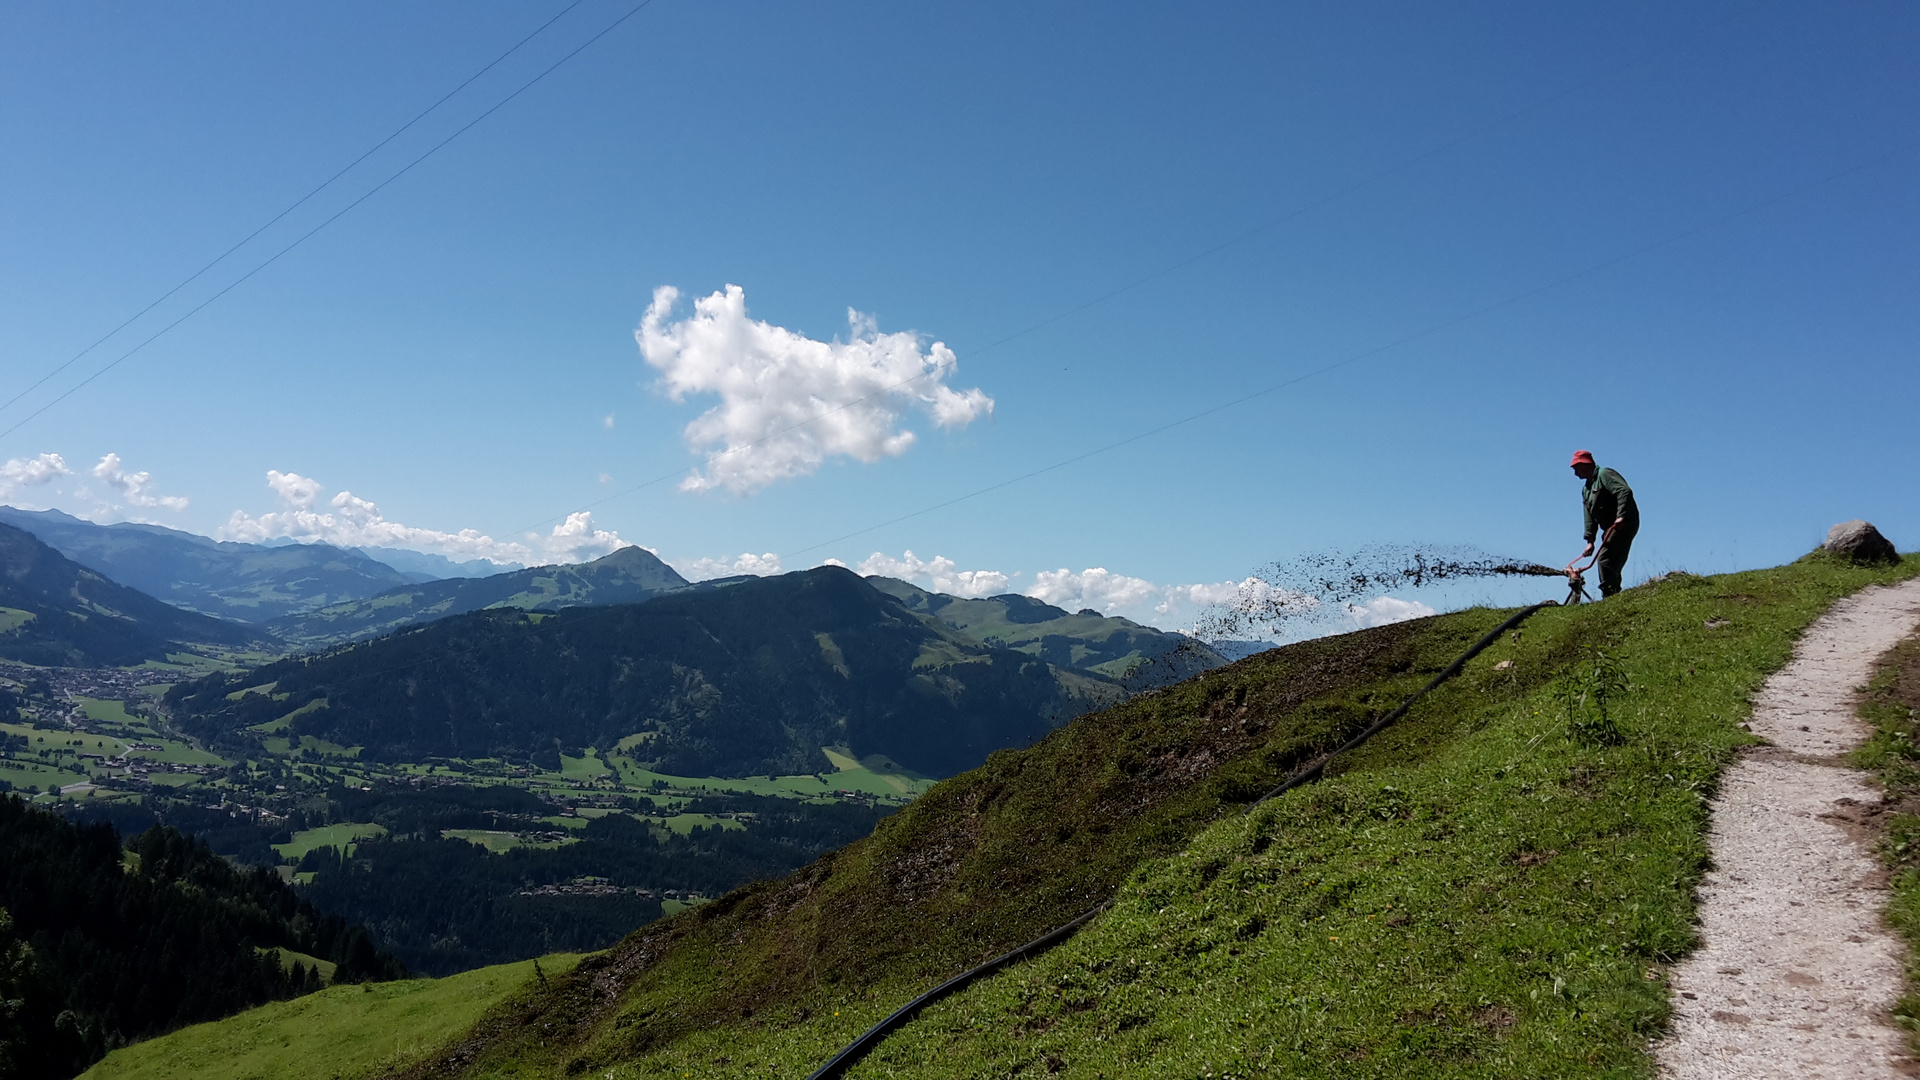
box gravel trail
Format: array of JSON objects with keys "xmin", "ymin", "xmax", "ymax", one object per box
[{"xmin": 1655, "ymin": 577, "xmax": 1920, "ymax": 1079}]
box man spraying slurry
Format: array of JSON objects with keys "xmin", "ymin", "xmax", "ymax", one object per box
[{"xmin": 1567, "ymin": 450, "xmax": 1639, "ymax": 599}]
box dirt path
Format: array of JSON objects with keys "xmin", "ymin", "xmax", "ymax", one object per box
[{"xmin": 1656, "ymin": 577, "xmax": 1920, "ymax": 1079}]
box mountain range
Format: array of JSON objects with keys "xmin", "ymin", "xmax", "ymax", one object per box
[
  {"xmin": 0, "ymin": 522, "xmax": 256, "ymax": 667},
  {"xmin": 167, "ymin": 566, "xmax": 1132, "ymax": 778},
  {"xmin": 264, "ymin": 544, "xmax": 693, "ymax": 647},
  {"xmin": 0, "ymin": 507, "xmax": 425, "ymax": 623}
]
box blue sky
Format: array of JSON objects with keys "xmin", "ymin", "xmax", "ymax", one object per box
[{"xmin": 2, "ymin": 1, "xmax": 1916, "ymax": 626}]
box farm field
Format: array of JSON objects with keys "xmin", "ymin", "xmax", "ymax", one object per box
[
  {"xmin": 3, "ymin": 666, "xmax": 933, "ymax": 976},
  {"xmin": 79, "ymin": 953, "xmax": 584, "ymax": 1080}
]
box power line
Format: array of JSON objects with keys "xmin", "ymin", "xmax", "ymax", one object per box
[
  {"xmin": 509, "ymin": 5, "xmax": 1747, "ymax": 538},
  {"xmin": 0, "ymin": 0, "xmax": 659, "ymax": 446},
  {"xmin": 0, "ymin": 0, "xmax": 590, "ymax": 419},
  {"xmin": 781, "ymin": 137, "xmax": 1920, "ymax": 561}
]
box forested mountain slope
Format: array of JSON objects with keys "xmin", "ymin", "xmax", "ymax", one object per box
[
  {"xmin": 0, "ymin": 506, "xmax": 420, "ymax": 623},
  {"xmin": 167, "ymin": 566, "xmax": 1115, "ymax": 778},
  {"xmin": 868, "ymin": 576, "xmax": 1226, "ymax": 683},
  {"xmin": 263, "ymin": 545, "xmax": 692, "ymax": 647},
  {"xmin": 0, "ymin": 796, "xmax": 404, "ymax": 1080},
  {"xmin": 0, "ymin": 523, "xmax": 256, "ymax": 667}
]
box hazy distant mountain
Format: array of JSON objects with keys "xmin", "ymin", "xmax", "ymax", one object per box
[
  {"xmin": 266, "ymin": 544, "xmax": 694, "ymax": 648},
  {"xmin": 0, "ymin": 507, "xmax": 419, "ymax": 623},
  {"xmin": 0, "ymin": 522, "xmax": 256, "ymax": 666},
  {"xmin": 866, "ymin": 577, "xmax": 1228, "ymax": 685},
  {"xmin": 1208, "ymin": 639, "xmax": 1278, "ymax": 661},
  {"xmin": 351, "ymin": 546, "xmax": 520, "ymax": 580},
  {"xmin": 169, "ymin": 566, "xmax": 1116, "ymax": 779}
]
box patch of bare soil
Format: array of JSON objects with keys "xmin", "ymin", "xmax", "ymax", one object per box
[{"xmin": 1655, "ymin": 578, "xmax": 1920, "ymax": 1079}]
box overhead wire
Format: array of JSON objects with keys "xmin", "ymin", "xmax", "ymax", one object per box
[
  {"xmin": 0, "ymin": 0, "xmax": 592, "ymax": 419},
  {"xmin": 0, "ymin": 0, "xmax": 659, "ymax": 446},
  {"xmin": 781, "ymin": 134, "xmax": 1920, "ymax": 561},
  {"xmin": 505, "ymin": 5, "xmax": 1751, "ymax": 538}
]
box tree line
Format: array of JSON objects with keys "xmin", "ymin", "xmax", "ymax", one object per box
[{"xmin": 0, "ymin": 795, "xmax": 405, "ymax": 1080}]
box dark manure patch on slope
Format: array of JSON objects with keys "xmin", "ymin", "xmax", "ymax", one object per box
[{"xmin": 390, "ymin": 606, "xmax": 1540, "ymax": 1080}]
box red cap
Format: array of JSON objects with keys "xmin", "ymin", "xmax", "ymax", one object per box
[{"xmin": 1570, "ymin": 449, "xmax": 1595, "ymax": 467}]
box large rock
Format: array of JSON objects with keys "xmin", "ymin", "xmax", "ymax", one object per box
[{"xmin": 1822, "ymin": 520, "xmax": 1899, "ymax": 565}]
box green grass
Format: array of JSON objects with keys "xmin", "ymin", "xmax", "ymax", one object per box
[
  {"xmin": 441, "ymin": 828, "xmax": 578, "ymax": 854},
  {"xmin": 375, "ymin": 554, "xmax": 1915, "ymax": 1080},
  {"xmin": 73, "ymin": 699, "xmax": 228, "ymax": 766},
  {"xmin": 248, "ymin": 696, "xmax": 326, "ymax": 734},
  {"xmin": 1850, "ymin": 631, "xmax": 1920, "ymax": 1046},
  {"xmin": 266, "ymin": 946, "xmax": 336, "ymax": 982},
  {"xmin": 80, "ymin": 954, "xmax": 583, "ymax": 1080},
  {"xmin": 274, "ymin": 822, "xmax": 388, "ymax": 861},
  {"xmin": 0, "ymin": 606, "xmax": 35, "ymax": 633},
  {"xmin": 559, "ymin": 750, "xmax": 611, "ymax": 779}
]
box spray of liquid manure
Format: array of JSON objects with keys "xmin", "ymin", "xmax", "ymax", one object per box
[{"xmin": 1195, "ymin": 545, "xmax": 1564, "ymax": 643}]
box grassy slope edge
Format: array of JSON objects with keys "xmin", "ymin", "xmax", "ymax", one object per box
[
  {"xmin": 1851, "ymin": 625, "xmax": 1920, "ymax": 1046},
  {"xmin": 381, "ymin": 554, "xmax": 1915, "ymax": 1080},
  {"xmin": 80, "ymin": 955, "xmax": 583, "ymax": 1080}
]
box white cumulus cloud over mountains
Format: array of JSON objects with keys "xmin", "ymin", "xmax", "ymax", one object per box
[
  {"xmin": 854, "ymin": 550, "xmax": 1011, "ymax": 598},
  {"xmin": 636, "ymin": 284, "xmax": 993, "ymax": 494},
  {"xmin": 0, "ymin": 451, "xmax": 188, "ymax": 519},
  {"xmin": 220, "ymin": 470, "xmax": 627, "ymax": 565},
  {"xmin": 669, "ymin": 552, "xmax": 785, "ymax": 581},
  {"xmin": 0, "ymin": 452, "xmax": 72, "ymax": 498}
]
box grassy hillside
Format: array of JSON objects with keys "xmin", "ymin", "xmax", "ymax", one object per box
[
  {"xmin": 347, "ymin": 552, "xmax": 1909, "ymax": 1080},
  {"xmin": 80, "ymin": 954, "xmax": 582, "ymax": 1080}
]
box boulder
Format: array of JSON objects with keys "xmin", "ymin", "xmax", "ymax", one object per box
[{"xmin": 1822, "ymin": 520, "xmax": 1899, "ymax": 565}]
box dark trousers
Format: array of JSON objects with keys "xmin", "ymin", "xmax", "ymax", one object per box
[{"xmin": 1597, "ymin": 527, "xmax": 1637, "ymax": 597}]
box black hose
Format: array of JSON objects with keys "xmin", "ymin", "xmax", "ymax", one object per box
[{"xmin": 803, "ymin": 600, "xmax": 1558, "ymax": 1080}]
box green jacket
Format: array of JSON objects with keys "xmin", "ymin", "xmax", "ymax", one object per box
[{"xmin": 1583, "ymin": 466, "xmax": 1638, "ymax": 542}]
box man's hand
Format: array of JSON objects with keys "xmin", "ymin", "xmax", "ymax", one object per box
[
  {"xmin": 1580, "ymin": 541, "xmax": 1595, "ymax": 559},
  {"xmin": 1612, "ymin": 517, "xmax": 1625, "ymax": 530}
]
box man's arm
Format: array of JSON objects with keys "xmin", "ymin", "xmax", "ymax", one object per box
[{"xmin": 1603, "ymin": 470, "xmax": 1636, "ymax": 529}]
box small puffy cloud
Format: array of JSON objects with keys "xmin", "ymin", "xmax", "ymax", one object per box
[
  {"xmin": 1027, "ymin": 569, "xmax": 1292, "ymax": 631},
  {"xmin": 670, "ymin": 552, "xmax": 784, "ymax": 581},
  {"xmin": 856, "ymin": 550, "xmax": 1011, "ymax": 598},
  {"xmin": 1027, "ymin": 567, "xmax": 1161, "ymax": 614},
  {"xmin": 221, "ymin": 471, "xmax": 630, "ymax": 565},
  {"xmin": 91, "ymin": 453, "xmax": 188, "ymax": 511},
  {"xmin": 1344, "ymin": 596, "xmax": 1437, "ymax": 628},
  {"xmin": 0, "ymin": 452, "xmax": 71, "ymax": 498},
  {"xmin": 544, "ymin": 511, "xmax": 627, "ymax": 562},
  {"xmin": 603, "ymin": 414, "xmax": 615, "ymax": 430},
  {"xmin": 266, "ymin": 469, "xmax": 322, "ymax": 509},
  {"xmin": 637, "ymin": 284, "xmax": 992, "ymax": 494}
]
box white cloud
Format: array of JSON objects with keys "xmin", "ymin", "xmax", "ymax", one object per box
[
  {"xmin": 637, "ymin": 284, "xmax": 992, "ymax": 494},
  {"xmin": 1027, "ymin": 567, "xmax": 1160, "ymax": 614},
  {"xmin": 849, "ymin": 551, "xmax": 1245, "ymax": 628},
  {"xmin": 603, "ymin": 414, "xmax": 615, "ymax": 430},
  {"xmin": 543, "ymin": 511, "xmax": 628, "ymax": 562},
  {"xmin": 1343, "ymin": 596, "xmax": 1438, "ymax": 628},
  {"xmin": 266, "ymin": 469, "xmax": 322, "ymax": 509},
  {"xmin": 670, "ymin": 552, "xmax": 785, "ymax": 581},
  {"xmin": 220, "ymin": 471, "xmax": 630, "ymax": 565},
  {"xmin": 0, "ymin": 452, "xmax": 71, "ymax": 498},
  {"xmin": 90, "ymin": 453, "xmax": 188, "ymax": 511},
  {"xmin": 856, "ymin": 549, "xmax": 1012, "ymax": 598}
]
